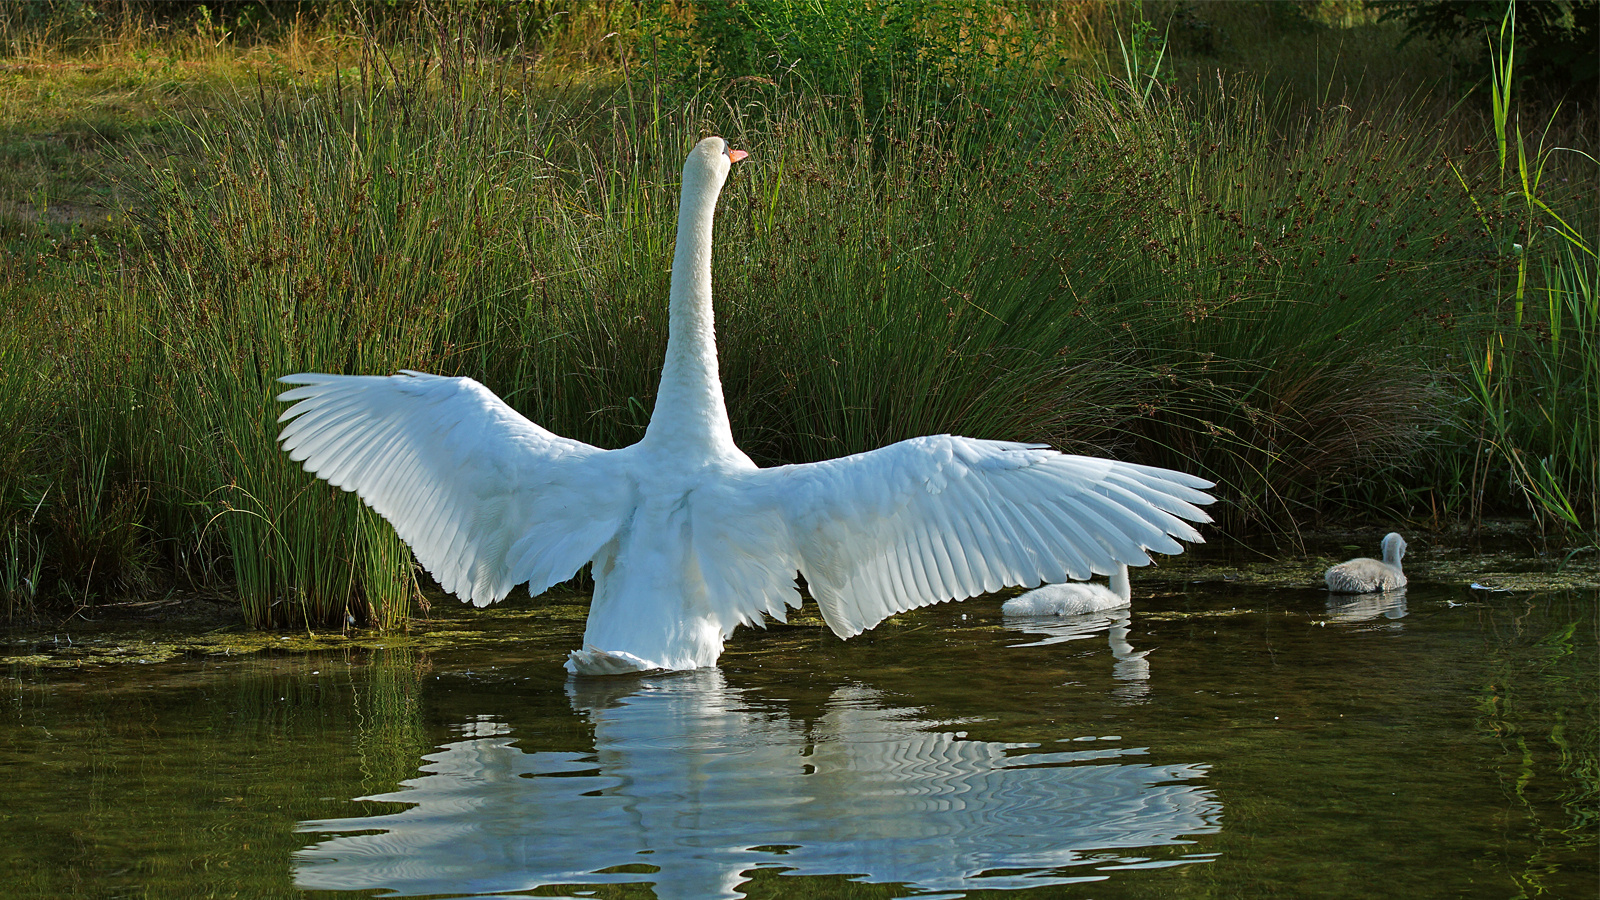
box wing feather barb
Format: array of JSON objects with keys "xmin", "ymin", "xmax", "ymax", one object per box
[
  {"xmin": 927, "ymin": 501, "xmax": 979, "ymax": 593},
  {"xmin": 904, "ymin": 524, "xmax": 939, "ymax": 601},
  {"xmin": 1099, "ymin": 480, "xmax": 1207, "ymax": 546},
  {"xmin": 923, "ymin": 517, "xmax": 962, "ymax": 597},
  {"xmin": 988, "ymin": 487, "xmax": 1068, "ymax": 583},
  {"xmin": 967, "ymin": 485, "xmax": 1030, "ymax": 584}
]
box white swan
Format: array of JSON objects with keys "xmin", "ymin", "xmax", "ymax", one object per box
[
  {"xmin": 275, "ymin": 136, "xmax": 1216, "ymax": 675},
  {"xmin": 1323, "ymin": 532, "xmax": 1407, "ymax": 593},
  {"xmin": 1001, "ymin": 565, "xmax": 1131, "ymax": 616}
]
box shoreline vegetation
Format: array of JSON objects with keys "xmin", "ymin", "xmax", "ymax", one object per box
[{"xmin": 2, "ymin": 0, "xmax": 1595, "ymax": 628}]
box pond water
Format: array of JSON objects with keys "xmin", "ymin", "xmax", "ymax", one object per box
[{"xmin": 3, "ymin": 572, "xmax": 1596, "ymax": 899}]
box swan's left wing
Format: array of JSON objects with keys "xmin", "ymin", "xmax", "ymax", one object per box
[{"xmin": 740, "ymin": 435, "xmax": 1214, "ymax": 638}]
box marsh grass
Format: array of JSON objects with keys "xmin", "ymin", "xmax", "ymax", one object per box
[
  {"xmin": 129, "ymin": 50, "xmax": 1484, "ymax": 625},
  {"xmin": 5, "ymin": 1, "xmax": 1593, "ymax": 626},
  {"xmin": 997, "ymin": 80, "xmax": 1483, "ymax": 529}
]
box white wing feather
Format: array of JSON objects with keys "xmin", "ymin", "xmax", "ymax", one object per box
[
  {"xmin": 276, "ymin": 371, "xmax": 629, "ymax": 606},
  {"xmin": 743, "ymin": 435, "xmax": 1214, "ymax": 638}
]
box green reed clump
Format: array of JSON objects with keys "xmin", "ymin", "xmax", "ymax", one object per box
[
  {"xmin": 120, "ymin": 52, "xmax": 562, "ymax": 627},
  {"xmin": 105, "ymin": 13, "xmax": 713, "ymax": 627},
  {"xmin": 1464, "ymin": 215, "xmax": 1599, "ymax": 533},
  {"xmin": 1073, "ymin": 82, "xmax": 1486, "ymax": 528},
  {"xmin": 0, "ymin": 232, "xmax": 164, "ymax": 612},
  {"xmin": 816, "ymin": 76, "xmax": 1485, "ymax": 531},
  {"xmin": 0, "ymin": 283, "xmax": 47, "ymax": 615},
  {"xmin": 708, "ymin": 94, "xmax": 1149, "ymax": 463},
  {"xmin": 1529, "ymin": 242, "xmax": 1600, "ymax": 527},
  {"xmin": 1456, "ymin": 2, "xmax": 1599, "ymax": 535}
]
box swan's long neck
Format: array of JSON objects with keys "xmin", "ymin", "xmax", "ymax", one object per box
[
  {"xmin": 641, "ymin": 160, "xmax": 738, "ymax": 457},
  {"xmin": 1109, "ymin": 564, "xmax": 1131, "ymax": 603}
]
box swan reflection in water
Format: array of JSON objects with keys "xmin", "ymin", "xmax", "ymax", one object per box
[
  {"xmin": 1325, "ymin": 589, "xmax": 1408, "ymax": 624},
  {"xmin": 296, "ymin": 673, "xmax": 1220, "ymax": 899},
  {"xmin": 1004, "ymin": 608, "xmax": 1154, "ymax": 704}
]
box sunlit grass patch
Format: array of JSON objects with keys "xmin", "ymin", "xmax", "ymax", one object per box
[{"xmin": 0, "ymin": 7, "xmax": 363, "ymax": 241}]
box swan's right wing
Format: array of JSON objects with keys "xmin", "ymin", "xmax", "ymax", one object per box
[{"xmin": 276, "ymin": 371, "xmax": 631, "ymax": 605}]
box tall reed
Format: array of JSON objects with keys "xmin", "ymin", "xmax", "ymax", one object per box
[{"xmin": 1458, "ymin": 1, "xmax": 1599, "ymax": 536}]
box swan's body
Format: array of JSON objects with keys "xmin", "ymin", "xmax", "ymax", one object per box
[
  {"xmin": 1001, "ymin": 565, "xmax": 1131, "ymax": 617},
  {"xmin": 1324, "ymin": 533, "xmax": 1408, "ymax": 593},
  {"xmin": 277, "ymin": 137, "xmax": 1216, "ymax": 675}
]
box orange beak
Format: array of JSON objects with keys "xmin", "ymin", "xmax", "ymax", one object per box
[{"xmin": 726, "ymin": 148, "xmax": 749, "ymax": 164}]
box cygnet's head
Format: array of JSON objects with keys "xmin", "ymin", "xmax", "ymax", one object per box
[{"xmin": 1380, "ymin": 532, "xmax": 1407, "ymax": 563}]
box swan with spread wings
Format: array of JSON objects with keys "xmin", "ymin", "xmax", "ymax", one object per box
[{"xmin": 276, "ymin": 136, "xmax": 1216, "ymax": 675}]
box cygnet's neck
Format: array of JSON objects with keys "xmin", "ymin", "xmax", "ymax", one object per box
[{"xmin": 642, "ymin": 161, "xmax": 738, "ymax": 458}]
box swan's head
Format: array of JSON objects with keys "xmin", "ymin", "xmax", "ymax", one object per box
[
  {"xmin": 1380, "ymin": 532, "xmax": 1406, "ymax": 564},
  {"xmin": 683, "ymin": 136, "xmax": 748, "ymax": 200}
]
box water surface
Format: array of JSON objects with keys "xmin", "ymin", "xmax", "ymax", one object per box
[{"xmin": 3, "ymin": 575, "xmax": 1595, "ymax": 898}]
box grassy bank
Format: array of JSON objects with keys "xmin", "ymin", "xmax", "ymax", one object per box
[{"xmin": 3, "ymin": 1, "xmax": 1595, "ymax": 626}]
